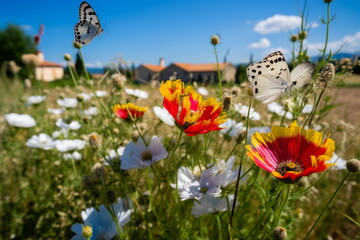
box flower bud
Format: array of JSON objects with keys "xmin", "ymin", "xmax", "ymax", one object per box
[
  {"xmin": 290, "ymin": 35, "xmax": 298, "ymax": 42},
  {"xmin": 223, "ymin": 96, "xmax": 232, "ymax": 111},
  {"xmin": 73, "ymin": 41, "xmax": 82, "ymax": 49},
  {"xmin": 211, "ymin": 35, "xmax": 220, "ymax": 45},
  {"xmin": 273, "ymin": 227, "xmax": 287, "ymax": 240},
  {"xmin": 64, "ymin": 53, "xmax": 71, "ymax": 61},
  {"xmin": 111, "ymin": 73, "xmax": 126, "ymax": 90},
  {"xmin": 298, "ymin": 31, "xmax": 308, "ymax": 40},
  {"xmin": 82, "ymin": 225, "xmax": 93, "ymax": 239},
  {"xmin": 236, "ymin": 131, "xmax": 246, "ymax": 144},
  {"xmin": 319, "ymin": 63, "xmax": 335, "ymax": 82},
  {"xmin": 88, "ymin": 133, "xmax": 102, "ymax": 150},
  {"xmin": 76, "ymin": 94, "xmax": 84, "ymax": 102},
  {"xmin": 346, "ymin": 159, "xmax": 360, "ymax": 172},
  {"xmin": 247, "ymin": 88, "xmax": 253, "ymax": 97}
]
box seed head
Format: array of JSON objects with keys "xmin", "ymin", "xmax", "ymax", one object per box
[
  {"xmin": 211, "ymin": 35, "xmax": 220, "ymax": 45},
  {"xmin": 290, "ymin": 35, "xmax": 298, "ymax": 42},
  {"xmin": 64, "ymin": 53, "xmax": 71, "ymax": 61},
  {"xmin": 111, "ymin": 73, "xmax": 126, "ymax": 90},
  {"xmin": 273, "ymin": 227, "xmax": 287, "ymax": 240},
  {"xmin": 298, "ymin": 31, "xmax": 308, "ymax": 40},
  {"xmin": 319, "ymin": 63, "xmax": 335, "ymax": 82},
  {"xmin": 346, "ymin": 159, "xmax": 360, "ymax": 172},
  {"xmin": 76, "ymin": 94, "xmax": 84, "ymax": 102},
  {"xmin": 88, "ymin": 133, "xmax": 102, "ymax": 150}
]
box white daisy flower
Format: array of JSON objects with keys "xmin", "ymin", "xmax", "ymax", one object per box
[
  {"xmin": 329, "ymin": 153, "xmax": 347, "ymax": 170},
  {"xmin": 26, "ymin": 95, "xmax": 46, "ymax": 105},
  {"xmin": 125, "ymin": 88, "xmax": 149, "ymax": 99},
  {"xmin": 56, "ymin": 119, "xmax": 81, "ymax": 130},
  {"xmin": 219, "ymin": 119, "xmax": 245, "ymax": 138},
  {"xmin": 57, "ymin": 98, "xmax": 78, "ymax": 108},
  {"xmin": 71, "ymin": 198, "xmax": 133, "ymax": 240},
  {"xmin": 5, "ymin": 113, "xmax": 36, "ymax": 128},
  {"xmin": 84, "ymin": 106, "xmax": 98, "ymax": 116},
  {"xmin": 197, "ymin": 87, "xmax": 209, "ymax": 96},
  {"xmin": 91, "ymin": 90, "xmax": 107, "ymax": 98},
  {"xmin": 47, "ymin": 108, "xmax": 65, "ymax": 115},
  {"xmin": 191, "ymin": 195, "xmax": 236, "ymax": 218},
  {"xmin": 78, "ymin": 92, "xmax": 91, "ymax": 102},
  {"xmin": 120, "ymin": 136, "xmax": 168, "ymax": 170},
  {"xmin": 153, "ymin": 106, "xmax": 175, "ymax": 126},
  {"xmin": 302, "ymin": 104, "xmax": 313, "ymax": 114},
  {"xmin": 63, "ymin": 151, "xmax": 82, "ymax": 161},
  {"xmin": 55, "ymin": 139, "xmax": 86, "ymax": 152},
  {"xmin": 102, "ymin": 147, "xmax": 125, "ymax": 165},
  {"xmin": 26, "ymin": 133, "xmax": 56, "ymax": 150},
  {"xmin": 267, "ymin": 102, "xmax": 293, "ymax": 119},
  {"xmin": 233, "ymin": 103, "xmax": 261, "ymax": 121}
]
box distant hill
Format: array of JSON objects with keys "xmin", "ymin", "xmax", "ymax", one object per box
[{"xmin": 311, "ymin": 52, "xmax": 360, "ymax": 62}]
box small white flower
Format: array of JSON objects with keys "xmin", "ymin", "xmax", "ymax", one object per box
[
  {"xmin": 47, "ymin": 108, "xmax": 65, "ymax": 115},
  {"xmin": 197, "ymin": 87, "xmax": 209, "ymax": 96},
  {"xmin": 153, "ymin": 106, "xmax": 175, "ymax": 126},
  {"xmin": 103, "ymin": 147, "xmax": 125, "ymax": 165},
  {"xmin": 63, "ymin": 151, "xmax": 82, "ymax": 161},
  {"xmin": 267, "ymin": 102, "xmax": 293, "ymax": 119},
  {"xmin": 71, "ymin": 198, "xmax": 133, "ymax": 240},
  {"xmin": 52, "ymin": 129, "xmax": 69, "ymax": 139},
  {"xmin": 5, "ymin": 113, "xmax": 36, "ymax": 128},
  {"xmin": 55, "ymin": 139, "xmax": 86, "ymax": 152},
  {"xmin": 57, "ymin": 98, "xmax": 78, "ymax": 108},
  {"xmin": 26, "ymin": 133, "xmax": 56, "ymax": 150},
  {"xmin": 26, "ymin": 95, "xmax": 46, "ymax": 105},
  {"xmin": 120, "ymin": 136, "xmax": 168, "ymax": 170},
  {"xmin": 329, "ymin": 153, "xmax": 347, "ymax": 170},
  {"xmin": 302, "ymin": 104, "xmax": 313, "ymax": 114},
  {"xmin": 56, "ymin": 119, "xmax": 81, "ymax": 130},
  {"xmin": 78, "ymin": 92, "xmax": 91, "ymax": 102},
  {"xmin": 219, "ymin": 119, "xmax": 245, "ymax": 138},
  {"xmin": 84, "ymin": 106, "xmax": 98, "ymax": 116},
  {"xmin": 91, "ymin": 90, "xmax": 107, "ymax": 98},
  {"xmin": 234, "ymin": 103, "xmax": 261, "ymax": 120},
  {"xmin": 125, "ymin": 88, "xmax": 149, "ymax": 99},
  {"xmin": 191, "ymin": 195, "xmax": 236, "ymax": 217}
]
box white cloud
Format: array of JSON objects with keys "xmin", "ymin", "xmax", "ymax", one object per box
[
  {"xmin": 249, "ymin": 38, "xmax": 271, "ymax": 48},
  {"xmin": 254, "ymin": 15, "xmax": 301, "ymax": 34},
  {"xmin": 85, "ymin": 61, "xmax": 104, "ymax": 68},
  {"xmin": 306, "ymin": 31, "xmax": 360, "ymax": 54}
]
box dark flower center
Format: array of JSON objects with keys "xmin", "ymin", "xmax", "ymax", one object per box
[
  {"xmin": 275, "ymin": 161, "xmax": 304, "ymax": 176},
  {"xmin": 141, "ymin": 150, "xmax": 153, "ymax": 162}
]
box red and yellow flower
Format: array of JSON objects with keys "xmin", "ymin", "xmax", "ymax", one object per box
[
  {"xmin": 113, "ymin": 103, "xmax": 147, "ymax": 121},
  {"xmin": 246, "ymin": 122, "xmax": 335, "ymax": 181},
  {"xmin": 159, "ymin": 79, "xmax": 226, "ymax": 136}
]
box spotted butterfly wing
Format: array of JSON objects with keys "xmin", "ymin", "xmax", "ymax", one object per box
[
  {"xmin": 246, "ymin": 51, "xmax": 314, "ymax": 103},
  {"xmin": 74, "ymin": 1, "xmax": 103, "ymax": 45}
]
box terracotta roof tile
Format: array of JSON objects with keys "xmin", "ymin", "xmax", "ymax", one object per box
[
  {"xmin": 173, "ymin": 63, "xmax": 229, "ymax": 72},
  {"xmin": 142, "ymin": 64, "xmax": 165, "ymax": 72},
  {"xmin": 39, "ymin": 61, "xmax": 63, "ymax": 68}
]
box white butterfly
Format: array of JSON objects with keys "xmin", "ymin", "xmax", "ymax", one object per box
[
  {"xmin": 74, "ymin": 1, "xmax": 103, "ymax": 45},
  {"xmin": 246, "ymin": 51, "xmax": 315, "ymax": 104}
]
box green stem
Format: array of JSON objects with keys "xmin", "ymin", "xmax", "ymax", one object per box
[
  {"xmin": 229, "ymin": 98, "xmax": 252, "ymax": 227},
  {"xmin": 273, "ymin": 184, "xmax": 291, "ymax": 228},
  {"xmin": 216, "ymin": 214, "xmax": 223, "ymax": 240},
  {"xmin": 280, "ymin": 110, "xmax": 288, "ymax": 127},
  {"xmin": 320, "ymin": 3, "xmax": 331, "ymax": 63},
  {"xmin": 214, "ymin": 45, "xmax": 223, "ymax": 100},
  {"xmin": 67, "ymin": 61, "xmax": 80, "ymax": 93},
  {"xmin": 303, "ymin": 171, "xmax": 351, "ymax": 240}
]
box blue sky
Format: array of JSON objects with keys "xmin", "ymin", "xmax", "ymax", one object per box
[{"xmin": 1, "ymin": 0, "xmax": 360, "ymax": 68}]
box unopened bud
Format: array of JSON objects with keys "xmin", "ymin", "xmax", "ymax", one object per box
[
  {"xmin": 82, "ymin": 116, "xmax": 90, "ymax": 124},
  {"xmin": 64, "ymin": 53, "xmax": 71, "ymax": 61},
  {"xmin": 223, "ymin": 97, "xmax": 232, "ymax": 111},
  {"xmin": 211, "ymin": 35, "xmax": 220, "ymax": 45},
  {"xmin": 113, "ymin": 128, "xmax": 120, "ymax": 134},
  {"xmin": 111, "ymin": 73, "xmax": 126, "ymax": 90},
  {"xmin": 346, "ymin": 159, "xmax": 360, "ymax": 172},
  {"xmin": 247, "ymin": 88, "xmax": 253, "ymax": 97},
  {"xmin": 82, "ymin": 225, "xmax": 93, "ymax": 239},
  {"xmin": 73, "ymin": 41, "xmax": 82, "ymax": 49},
  {"xmin": 298, "ymin": 31, "xmax": 308, "ymax": 40},
  {"xmin": 76, "ymin": 94, "xmax": 84, "ymax": 102},
  {"xmin": 319, "ymin": 63, "xmax": 335, "ymax": 82},
  {"xmin": 273, "ymin": 227, "xmax": 287, "ymax": 240},
  {"xmin": 290, "ymin": 35, "xmax": 298, "ymax": 42},
  {"xmin": 236, "ymin": 131, "xmax": 246, "ymax": 144}
]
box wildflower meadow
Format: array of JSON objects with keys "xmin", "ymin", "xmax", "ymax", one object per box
[{"xmin": 0, "ymin": 0, "xmax": 359, "ymax": 239}]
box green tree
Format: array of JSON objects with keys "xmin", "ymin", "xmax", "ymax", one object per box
[{"xmin": 0, "ymin": 24, "xmax": 36, "ymax": 67}]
